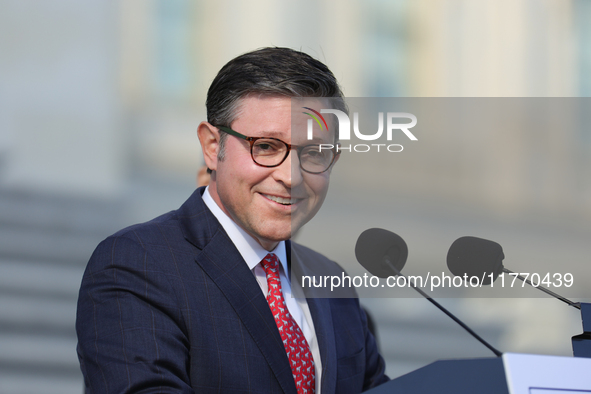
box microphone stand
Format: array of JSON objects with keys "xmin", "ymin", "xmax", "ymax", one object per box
[
  {"xmin": 501, "ymin": 268, "xmax": 580, "ymax": 309},
  {"xmin": 498, "ymin": 269, "xmax": 591, "ymax": 357},
  {"xmin": 385, "ymin": 258, "xmax": 503, "ymax": 357}
]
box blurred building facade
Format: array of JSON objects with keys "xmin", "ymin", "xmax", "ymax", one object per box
[{"xmin": 2, "ymin": 0, "xmax": 589, "ymax": 212}]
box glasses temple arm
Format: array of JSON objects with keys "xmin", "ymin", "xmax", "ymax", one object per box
[{"xmin": 217, "ymin": 126, "xmax": 248, "ymax": 140}]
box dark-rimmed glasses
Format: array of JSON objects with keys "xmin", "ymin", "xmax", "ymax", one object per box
[{"xmin": 216, "ymin": 126, "xmax": 339, "ymax": 174}]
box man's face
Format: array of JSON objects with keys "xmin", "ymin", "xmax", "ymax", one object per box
[{"xmin": 205, "ymin": 95, "xmax": 336, "ymax": 251}]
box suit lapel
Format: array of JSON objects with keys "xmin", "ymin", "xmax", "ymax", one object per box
[
  {"xmin": 289, "ymin": 242, "xmax": 338, "ymax": 394},
  {"xmin": 307, "ymin": 297, "xmax": 337, "ymax": 394},
  {"xmin": 179, "ymin": 189, "xmax": 297, "ymax": 394}
]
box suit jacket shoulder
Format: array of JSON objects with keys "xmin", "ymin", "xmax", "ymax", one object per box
[{"xmin": 289, "ymin": 241, "xmax": 358, "ymax": 299}]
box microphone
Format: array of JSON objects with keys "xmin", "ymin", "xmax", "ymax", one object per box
[
  {"xmin": 355, "ymin": 228, "xmax": 503, "ymax": 357},
  {"xmin": 447, "ymin": 236, "xmax": 504, "ymax": 285},
  {"xmin": 447, "ymin": 236, "xmax": 580, "ymax": 310},
  {"xmin": 355, "ymin": 228, "xmax": 407, "ymax": 278}
]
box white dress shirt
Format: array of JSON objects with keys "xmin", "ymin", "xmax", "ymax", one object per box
[{"xmin": 202, "ymin": 187, "xmax": 322, "ymax": 392}]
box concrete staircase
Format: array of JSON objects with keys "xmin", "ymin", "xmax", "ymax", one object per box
[{"xmin": 0, "ymin": 189, "xmax": 126, "ymax": 394}]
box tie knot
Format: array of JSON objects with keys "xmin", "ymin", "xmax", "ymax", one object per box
[{"xmin": 261, "ymin": 253, "xmax": 279, "ymax": 276}]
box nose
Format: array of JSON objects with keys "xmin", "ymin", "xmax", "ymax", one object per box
[{"xmin": 273, "ymin": 149, "xmax": 303, "ymax": 188}]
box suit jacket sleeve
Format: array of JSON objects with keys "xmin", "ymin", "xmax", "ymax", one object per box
[
  {"xmin": 326, "ymin": 297, "xmax": 388, "ymax": 393},
  {"xmin": 360, "ymin": 305, "xmax": 389, "ymax": 391},
  {"xmin": 76, "ymin": 234, "xmax": 194, "ymax": 393}
]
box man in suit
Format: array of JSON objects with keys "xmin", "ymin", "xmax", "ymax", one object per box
[{"xmin": 76, "ymin": 47, "xmax": 388, "ymax": 393}]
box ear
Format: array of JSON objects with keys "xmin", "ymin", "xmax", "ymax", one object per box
[{"xmin": 197, "ymin": 121, "xmax": 220, "ymax": 171}]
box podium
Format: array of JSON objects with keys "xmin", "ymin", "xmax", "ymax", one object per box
[
  {"xmin": 572, "ymin": 303, "xmax": 591, "ymax": 358},
  {"xmin": 366, "ymin": 353, "xmax": 591, "ymax": 394}
]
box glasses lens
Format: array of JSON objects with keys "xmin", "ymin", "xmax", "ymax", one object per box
[
  {"xmin": 252, "ymin": 139, "xmax": 287, "ymax": 166},
  {"xmin": 300, "ymin": 145, "xmax": 334, "ymax": 173}
]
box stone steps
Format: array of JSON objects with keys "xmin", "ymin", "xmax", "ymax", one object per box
[{"xmin": 0, "ymin": 189, "xmax": 126, "ymax": 394}]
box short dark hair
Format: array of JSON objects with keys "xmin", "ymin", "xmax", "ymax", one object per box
[{"xmin": 206, "ymin": 47, "xmax": 345, "ymax": 159}]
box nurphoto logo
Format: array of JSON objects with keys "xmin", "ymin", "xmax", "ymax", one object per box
[{"xmin": 303, "ymin": 107, "xmax": 418, "ymax": 153}]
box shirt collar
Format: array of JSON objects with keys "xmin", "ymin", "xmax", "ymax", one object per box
[{"xmin": 202, "ymin": 186, "xmax": 288, "ymax": 273}]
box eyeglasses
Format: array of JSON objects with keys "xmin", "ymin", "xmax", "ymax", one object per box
[{"xmin": 217, "ymin": 126, "xmax": 339, "ymax": 174}]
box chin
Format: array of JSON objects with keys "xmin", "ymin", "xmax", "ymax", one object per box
[
  {"xmin": 263, "ymin": 227, "xmax": 292, "ymax": 242},
  {"xmin": 268, "ymin": 230, "xmax": 292, "ymax": 243}
]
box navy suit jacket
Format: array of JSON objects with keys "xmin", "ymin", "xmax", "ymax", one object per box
[{"xmin": 76, "ymin": 188, "xmax": 388, "ymax": 393}]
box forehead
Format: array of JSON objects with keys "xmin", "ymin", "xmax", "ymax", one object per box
[
  {"xmin": 232, "ymin": 96, "xmax": 335, "ymax": 143},
  {"xmin": 232, "ymin": 96, "xmax": 291, "ymax": 133}
]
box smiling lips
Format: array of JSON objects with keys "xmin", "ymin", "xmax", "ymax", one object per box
[{"xmin": 262, "ymin": 194, "xmax": 300, "ymax": 206}]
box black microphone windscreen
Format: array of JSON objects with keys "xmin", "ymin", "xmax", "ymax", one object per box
[
  {"xmin": 447, "ymin": 236, "xmax": 505, "ymax": 285},
  {"xmin": 355, "ymin": 228, "xmax": 408, "ymax": 278}
]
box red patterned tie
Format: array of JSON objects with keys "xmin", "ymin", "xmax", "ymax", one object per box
[{"xmin": 261, "ymin": 253, "xmax": 316, "ymax": 394}]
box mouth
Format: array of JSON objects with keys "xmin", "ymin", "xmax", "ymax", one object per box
[{"xmin": 261, "ymin": 194, "xmax": 300, "ymax": 206}]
